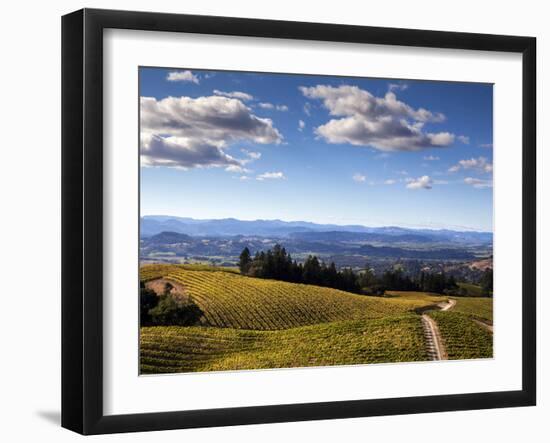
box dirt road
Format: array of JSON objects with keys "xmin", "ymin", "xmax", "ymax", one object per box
[{"xmin": 421, "ymin": 299, "xmax": 455, "ymax": 361}]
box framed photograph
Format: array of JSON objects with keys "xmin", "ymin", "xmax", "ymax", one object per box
[{"xmin": 62, "ymin": 8, "xmax": 536, "ymax": 435}]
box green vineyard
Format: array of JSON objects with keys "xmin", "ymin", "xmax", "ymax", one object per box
[
  {"xmin": 428, "ymin": 310, "xmax": 493, "ymax": 360},
  {"xmin": 140, "ymin": 264, "xmax": 448, "ymax": 330},
  {"xmin": 451, "ymin": 297, "xmax": 493, "ymax": 323},
  {"xmin": 139, "ymin": 264, "xmax": 493, "ymax": 373},
  {"xmin": 140, "ymin": 314, "xmax": 427, "ymax": 373}
]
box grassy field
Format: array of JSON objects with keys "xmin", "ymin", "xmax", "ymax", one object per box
[
  {"xmin": 457, "ymin": 282, "xmax": 484, "ymax": 297},
  {"xmin": 140, "ymin": 314, "xmax": 427, "ymax": 373},
  {"xmin": 141, "ymin": 264, "xmax": 448, "ymax": 330},
  {"xmin": 451, "ymin": 297, "xmax": 493, "ymax": 323},
  {"xmin": 428, "ymin": 311, "xmax": 493, "ymax": 360}
]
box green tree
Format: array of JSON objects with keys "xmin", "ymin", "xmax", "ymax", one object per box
[
  {"xmin": 303, "ymin": 255, "xmax": 322, "ymax": 285},
  {"xmin": 140, "ymin": 283, "xmax": 158, "ymax": 326},
  {"xmin": 357, "ymin": 264, "xmax": 376, "ymax": 289},
  {"xmin": 239, "ymin": 247, "xmax": 252, "ymax": 274},
  {"xmin": 480, "ymin": 268, "xmax": 493, "ymax": 297},
  {"xmin": 149, "ymin": 295, "xmax": 203, "ymax": 326}
]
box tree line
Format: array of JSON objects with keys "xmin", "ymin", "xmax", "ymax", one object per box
[{"xmin": 239, "ymin": 244, "xmax": 492, "ymax": 296}]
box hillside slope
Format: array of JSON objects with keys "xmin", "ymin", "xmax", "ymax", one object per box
[
  {"xmin": 141, "ymin": 264, "xmax": 448, "ymax": 330},
  {"xmin": 428, "ymin": 311, "xmax": 493, "ymax": 359},
  {"xmin": 140, "ymin": 314, "xmax": 427, "ymax": 373}
]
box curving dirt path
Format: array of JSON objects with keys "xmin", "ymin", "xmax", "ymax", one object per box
[
  {"xmin": 420, "ymin": 299, "xmax": 455, "ymax": 361},
  {"xmin": 440, "ymin": 299, "xmax": 456, "ymax": 311},
  {"xmin": 473, "ymin": 318, "xmax": 493, "ymax": 333},
  {"xmin": 421, "ymin": 314, "xmax": 447, "ymax": 360}
]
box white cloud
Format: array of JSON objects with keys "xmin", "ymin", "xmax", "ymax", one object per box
[
  {"xmin": 298, "ymin": 120, "xmax": 305, "ymax": 131},
  {"xmin": 241, "ymin": 149, "xmax": 262, "ymax": 160},
  {"xmin": 303, "ymin": 102, "xmax": 312, "ymax": 116},
  {"xmin": 256, "ymin": 171, "xmax": 286, "ymax": 181},
  {"xmin": 464, "ymin": 177, "xmax": 493, "ymax": 188},
  {"xmin": 480, "ymin": 143, "xmax": 493, "ymax": 149},
  {"xmin": 140, "ymin": 95, "xmax": 282, "ymax": 169},
  {"xmin": 423, "ymin": 155, "xmax": 440, "ymax": 161},
  {"xmin": 213, "ymin": 89, "xmax": 253, "ymax": 101},
  {"xmin": 300, "ymin": 85, "xmax": 453, "ymax": 152},
  {"xmin": 166, "ymin": 70, "xmax": 199, "ymax": 84},
  {"xmin": 259, "ymin": 102, "xmax": 288, "ymax": 111},
  {"xmin": 225, "ymin": 164, "xmax": 251, "ymax": 174},
  {"xmin": 388, "ymin": 83, "xmax": 408, "ymax": 92},
  {"xmin": 239, "ymin": 175, "xmax": 250, "ymax": 181},
  {"xmin": 458, "ymin": 135, "xmax": 470, "ymax": 144},
  {"xmin": 448, "ymin": 156, "xmax": 493, "ymax": 174},
  {"xmin": 428, "ymin": 132, "xmax": 455, "ymax": 146},
  {"xmin": 352, "ymin": 173, "xmax": 367, "ymax": 183},
  {"xmin": 140, "ymin": 134, "xmax": 242, "ymax": 169},
  {"xmin": 384, "ymin": 179, "xmax": 396, "ymax": 185},
  {"xmin": 406, "ymin": 175, "xmax": 433, "ymax": 190}
]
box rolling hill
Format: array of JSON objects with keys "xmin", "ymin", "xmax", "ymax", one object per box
[
  {"xmin": 139, "ymin": 264, "xmax": 492, "ymax": 373},
  {"xmin": 141, "ymin": 315, "xmax": 427, "ymax": 373},
  {"xmin": 140, "ymin": 264, "xmax": 448, "ymax": 330}
]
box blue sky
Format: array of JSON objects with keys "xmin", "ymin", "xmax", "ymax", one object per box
[{"xmin": 140, "ymin": 67, "xmax": 493, "ymax": 232}]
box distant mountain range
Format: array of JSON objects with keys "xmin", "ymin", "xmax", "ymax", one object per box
[{"xmin": 141, "ymin": 215, "xmax": 492, "ymax": 245}]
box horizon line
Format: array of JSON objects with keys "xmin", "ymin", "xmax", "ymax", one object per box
[{"xmin": 141, "ymin": 213, "xmax": 493, "ymax": 234}]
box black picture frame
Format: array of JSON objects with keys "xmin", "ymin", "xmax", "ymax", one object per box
[{"xmin": 62, "ymin": 8, "xmax": 536, "ymax": 435}]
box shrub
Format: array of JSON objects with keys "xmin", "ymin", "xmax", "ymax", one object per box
[{"xmin": 148, "ymin": 294, "xmax": 203, "ymax": 326}]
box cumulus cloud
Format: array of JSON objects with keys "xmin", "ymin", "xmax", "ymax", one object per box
[
  {"xmin": 300, "ymin": 85, "xmax": 454, "ymax": 151},
  {"xmin": 352, "ymin": 173, "xmax": 367, "ymax": 183},
  {"xmin": 298, "ymin": 120, "xmax": 306, "ymax": 131},
  {"xmin": 448, "ymin": 156, "xmax": 493, "ymax": 174},
  {"xmin": 259, "ymin": 102, "xmax": 288, "ymax": 111},
  {"xmin": 140, "ymin": 134, "xmax": 242, "ymax": 169},
  {"xmin": 225, "ymin": 164, "xmax": 251, "ymax": 174},
  {"xmin": 406, "ymin": 175, "xmax": 433, "ymax": 190},
  {"xmin": 213, "ymin": 89, "xmax": 253, "ymax": 101},
  {"xmin": 140, "ymin": 95, "xmax": 282, "ymax": 169},
  {"xmin": 257, "ymin": 171, "xmax": 285, "ymax": 181},
  {"xmin": 458, "ymin": 135, "xmax": 470, "ymax": 144},
  {"xmin": 384, "ymin": 179, "xmax": 396, "ymax": 185},
  {"xmin": 166, "ymin": 70, "xmax": 199, "ymax": 84},
  {"xmin": 388, "ymin": 83, "xmax": 408, "ymax": 92},
  {"xmin": 303, "ymin": 102, "xmax": 312, "ymax": 116},
  {"xmin": 480, "ymin": 143, "xmax": 493, "ymax": 149},
  {"xmin": 464, "ymin": 177, "xmax": 493, "ymax": 188},
  {"xmin": 241, "ymin": 149, "xmax": 262, "ymax": 160},
  {"xmin": 424, "ymin": 155, "xmax": 440, "ymax": 161}
]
